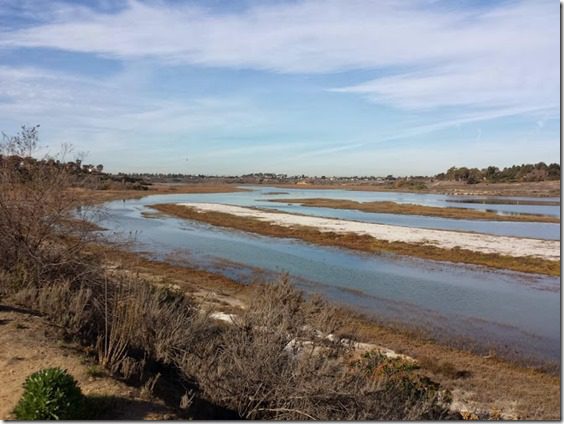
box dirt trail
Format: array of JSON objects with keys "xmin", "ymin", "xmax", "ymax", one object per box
[
  {"xmin": 0, "ymin": 304, "xmax": 177, "ymax": 420},
  {"xmin": 178, "ymin": 203, "xmax": 560, "ymax": 261}
]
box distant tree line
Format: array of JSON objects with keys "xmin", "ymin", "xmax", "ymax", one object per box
[{"xmin": 435, "ymin": 162, "xmax": 560, "ymax": 184}]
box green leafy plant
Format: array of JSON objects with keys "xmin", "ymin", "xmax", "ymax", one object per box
[{"xmin": 13, "ymin": 367, "xmax": 85, "ymax": 420}]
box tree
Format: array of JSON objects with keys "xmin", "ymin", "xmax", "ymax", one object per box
[
  {"xmin": 485, "ymin": 166, "xmax": 499, "ymax": 181},
  {"xmin": 466, "ymin": 168, "xmax": 483, "ymax": 184}
]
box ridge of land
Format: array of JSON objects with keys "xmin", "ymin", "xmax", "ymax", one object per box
[{"xmin": 269, "ymin": 198, "xmax": 559, "ymax": 223}]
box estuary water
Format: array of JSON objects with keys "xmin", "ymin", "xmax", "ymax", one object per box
[
  {"xmin": 97, "ymin": 187, "xmax": 560, "ymax": 363},
  {"xmin": 119, "ymin": 186, "xmax": 560, "ymax": 239}
]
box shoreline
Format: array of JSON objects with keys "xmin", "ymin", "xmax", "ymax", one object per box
[
  {"xmin": 72, "ymin": 183, "xmax": 247, "ymax": 205},
  {"xmin": 74, "ymin": 180, "xmax": 561, "ymax": 206}
]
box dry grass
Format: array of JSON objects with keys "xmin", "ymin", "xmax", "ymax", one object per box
[
  {"xmin": 275, "ymin": 198, "xmax": 559, "ymax": 223},
  {"xmin": 0, "ymin": 305, "xmax": 179, "ymax": 420},
  {"xmin": 87, "ymin": 243, "xmax": 251, "ymax": 312},
  {"xmin": 175, "ymin": 279, "xmax": 454, "ymax": 420},
  {"xmin": 150, "ymin": 204, "xmax": 560, "ymax": 276},
  {"xmin": 446, "ymin": 198, "xmax": 560, "ymax": 206},
  {"xmin": 66, "ymin": 242, "xmax": 561, "ymax": 420},
  {"xmin": 8, "ymin": 274, "xmax": 455, "ymax": 420}
]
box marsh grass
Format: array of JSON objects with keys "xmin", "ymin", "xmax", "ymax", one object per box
[{"xmin": 274, "ymin": 198, "xmax": 559, "ymax": 223}]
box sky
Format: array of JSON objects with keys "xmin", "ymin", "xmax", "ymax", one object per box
[{"xmin": 0, "ymin": 0, "xmax": 559, "ymax": 176}]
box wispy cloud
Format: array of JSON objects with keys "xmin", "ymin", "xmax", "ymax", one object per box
[
  {"xmin": 0, "ymin": 1, "xmax": 555, "ymax": 71},
  {"xmin": 330, "ymin": 59, "xmax": 557, "ymax": 114},
  {"xmin": 0, "ymin": 64, "xmax": 270, "ymax": 159},
  {"xmin": 1, "ymin": 0, "xmax": 557, "ymax": 115},
  {"xmin": 0, "ymin": 0, "xmax": 558, "ymax": 174}
]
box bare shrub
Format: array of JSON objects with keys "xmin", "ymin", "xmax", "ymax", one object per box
[
  {"xmin": 12, "ymin": 273, "xmax": 206, "ymax": 385},
  {"xmin": 10, "ymin": 268, "xmax": 453, "ymax": 419},
  {"xmin": 0, "ymin": 126, "xmax": 99, "ymax": 289},
  {"xmin": 96, "ymin": 279, "xmax": 205, "ymax": 379},
  {"xmin": 184, "ymin": 279, "xmax": 452, "ymax": 420}
]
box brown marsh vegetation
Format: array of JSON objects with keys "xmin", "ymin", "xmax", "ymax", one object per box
[
  {"xmin": 274, "ymin": 198, "xmax": 559, "ymax": 223},
  {"xmin": 151, "ymin": 203, "xmax": 560, "ymax": 276},
  {"xmin": 445, "ymin": 198, "xmax": 560, "ymax": 206}
]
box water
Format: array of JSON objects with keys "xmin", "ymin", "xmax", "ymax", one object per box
[
  {"xmin": 245, "ymin": 186, "xmax": 561, "ymax": 216},
  {"xmin": 97, "ymin": 191, "xmax": 561, "ymax": 363},
  {"xmin": 117, "ymin": 186, "xmax": 560, "ymax": 240}
]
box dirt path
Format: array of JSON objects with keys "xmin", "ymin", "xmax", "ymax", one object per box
[
  {"xmin": 0, "ymin": 304, "xmax": 177, "ymax": 420},
  {"xmin": 178, "ymin": 203, "xmax": 560, "ymax": 261}
]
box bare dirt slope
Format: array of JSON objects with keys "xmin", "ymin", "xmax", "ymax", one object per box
[{"xmin": 0, "ymin": 304, "xmax": 178, "ymax": 420}]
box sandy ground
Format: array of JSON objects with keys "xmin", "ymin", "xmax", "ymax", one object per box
[
  {"xmin": 179, "ymin": 203, "xmax": 560, "ymax": 261},
  {"xmin": 0, "ymin": 305, "xmax": 177, "ymax": 420}
]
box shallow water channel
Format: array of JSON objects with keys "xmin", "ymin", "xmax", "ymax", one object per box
[
  {"xmin": 97, "ymin": 188, "xmax": 560, "ymax": 363},
  {"xmin": 136, "ymin": 186, "xmax": 560, "ymax": 239}
]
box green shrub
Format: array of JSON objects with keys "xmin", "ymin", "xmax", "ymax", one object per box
[{"xmin": 13, "ymin": 367, "xmax": 85, "ymax": 420}]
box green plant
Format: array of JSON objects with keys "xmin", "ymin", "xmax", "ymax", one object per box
[
  {"xmin": 13, "ymin": 367, "xmax": 85, "ymax": 420},
  {"xmin": 86, "ymin": 364, "xmax": 105, "ymax": 378}
]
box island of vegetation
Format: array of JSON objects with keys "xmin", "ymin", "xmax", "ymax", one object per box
[{"xmin": 267, "ymin": 198, "xmax": 559, "ymax": 223}]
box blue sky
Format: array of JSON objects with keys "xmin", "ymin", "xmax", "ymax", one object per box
[{"xmin": 0, "ymin": 0, "xmax": 559, "ymax": 175}]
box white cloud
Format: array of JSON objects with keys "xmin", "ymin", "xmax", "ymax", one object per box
[
  {"xmin": 0, "ymin": 1, "xmax": 555, "ymax": 70},
  {"xmin": 0, "ymin": 64, "xmax": 270, "ymax": 163},
  {"xmin": 0, "ymin": 0, "xmax": 557, "ymax": 116},
  {"xmin": 331, "ymin": 58, "xmax": 558, "ymax": 113}
]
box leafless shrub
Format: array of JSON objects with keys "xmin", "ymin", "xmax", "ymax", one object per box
[
  {"xmin": 10, "ymin": 270, "xmax": 453, "ymax": 419},
  {"xmin": 0, "ymin": 126, "xmax": 100, "ymax": 289},
  {"xmin": 96, "ymin": 278, "xmax": 203, "ymax": 379},
  {"xmin": 184, "ymin": 278, "xmax": 452, "ymax": 420}
]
